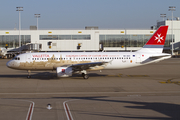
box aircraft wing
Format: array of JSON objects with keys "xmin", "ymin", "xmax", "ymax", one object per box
[{"xmin": 70, "ymin": 61, "xmax": 108, "ymax": 71}]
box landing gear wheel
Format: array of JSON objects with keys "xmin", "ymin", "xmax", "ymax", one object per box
[
  {"xmin": 83, "ymin": 74, "xmax": 89, "ymax": 79},
  {"xmin": 27, "ymin": 70, "xmax": 31, "ymax": 79},
  {"xmin": 27, "ymin": 75, "xmax": 31, "ymax": 79}
]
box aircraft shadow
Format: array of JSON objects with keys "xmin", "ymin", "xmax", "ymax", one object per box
[
  {"xmin": 52, "ymin": 96, "xmax": 180, "ymax": 120},
  {"xmin": 0, "ymin": 72, "xmax": 107, "ymax": 80},
  {"xmin": 2, "ymin": 96, "xmax": 180, "ymax": 119},
  {"xmin": 0, "ymin": 75, "xmax": 27, "ymax": 78}
]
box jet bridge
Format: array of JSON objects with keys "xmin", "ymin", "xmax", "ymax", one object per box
[{"xmin": 3, "ymin": 43, "xmax": 42, "ymax": 58}]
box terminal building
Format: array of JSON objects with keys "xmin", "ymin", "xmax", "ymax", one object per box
[{"xmin": 0, "ymin": 20, "xmax": 180, "ymax": 54}]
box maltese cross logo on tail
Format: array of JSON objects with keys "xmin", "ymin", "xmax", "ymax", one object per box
[
  {"xmin": 155, "ymin": 34, "xmax": 164, "ymax": 43},
  {"xmin": 145, "ymin": 26, "xmax": 168, "ymax": 45}
]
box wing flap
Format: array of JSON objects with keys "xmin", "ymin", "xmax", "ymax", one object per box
[{"xmin": 71, "ymin": 61, "xmax": 108, "ymax": 71}]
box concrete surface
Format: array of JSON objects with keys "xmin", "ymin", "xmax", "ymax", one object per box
[{"xmin": 0, "ymin": 58, "xmax": 180, "ymax": 120}]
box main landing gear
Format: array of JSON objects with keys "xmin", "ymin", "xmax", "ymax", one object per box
[
  {"xmin": 82, "ymin": 73, "xmax": 89, "ymax": 79},
  {"xmin": 27, "ymin": 70, "xmax": 31, "ymax": 79},
  {"xmin": 81, "ymin": 70, "xmax": 89, "ymax": 79}
]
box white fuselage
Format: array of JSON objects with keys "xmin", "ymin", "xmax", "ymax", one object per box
[{"xmin": 6, "ymin": 52, "xmax": 171, "ymax": 71}]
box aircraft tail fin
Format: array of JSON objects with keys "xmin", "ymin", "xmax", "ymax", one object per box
[{"xmin": 137, "ymin": 26, "xmax": 168, "ymax": 53}]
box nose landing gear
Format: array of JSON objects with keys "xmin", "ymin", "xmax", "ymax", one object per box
[{"xmin": 27, "ymin": 70, "xmax": 31, "ymax": 79}]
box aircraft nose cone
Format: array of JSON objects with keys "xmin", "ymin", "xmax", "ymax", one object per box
[{"xmin": 6, "ymin": 61, "xmax": 12, "ymax": 68}]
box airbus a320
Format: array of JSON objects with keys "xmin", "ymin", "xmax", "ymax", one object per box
[{"xmin": 6, "ymin": 26, "xmax": 171, "ymax": 79}]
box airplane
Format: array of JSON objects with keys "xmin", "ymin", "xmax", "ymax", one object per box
[
  {"xmin": 6, "ymin": 26, "xmax": 171, "ymax": 79},
  {"xmin": 0, "ymin": 47, "xmax": 8, "ymax": 58}
]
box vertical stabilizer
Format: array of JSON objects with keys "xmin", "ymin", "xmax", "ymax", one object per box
[{"xmin": 137, "ymin": 26, "xmax": 168, "ymax": 53}]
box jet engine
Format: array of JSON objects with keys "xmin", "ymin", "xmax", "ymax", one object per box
[{"xmin": 56, "ymin": 67, "xmax": 73, "ymax": 77}]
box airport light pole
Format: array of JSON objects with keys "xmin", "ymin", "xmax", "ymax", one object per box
[
  {"xmin": 34, "ymin": 14, "xmax": 40, "ymax": 30},
  {"xmin": 160, "ymin": 14, "xmax": 166, "ymax": 21},
  {"xmin": 16, "ymin": 7, "xmax": 23, "ymax": 48},
  {"xmin": 169, "ymin": 6, "xmax": 176, "ymax": 55}
]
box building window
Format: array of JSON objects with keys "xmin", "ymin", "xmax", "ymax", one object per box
[
  {"xmin": 0, "ymin": 35, "xmax": 31, "ymax": 48},
  {"xmin": 40, "ymin": 35, "xmax": 91, "ymax": 40},
  {"xmin": 99, "ymin": 34, "xmax": 171, "ymax": 47}
]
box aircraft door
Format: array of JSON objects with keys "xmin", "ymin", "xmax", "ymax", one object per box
[
  {"xmin": 26, "ymin": 54, "xmax": 31, "ymax": 62},
  {"xmin": 136, "ymin": 54, "xmax": 141, "ymax": 63}
]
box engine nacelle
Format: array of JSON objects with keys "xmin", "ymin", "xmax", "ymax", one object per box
[{"xmin": 56, "ymin": 67, "xmax": 72, "ymax": 77}]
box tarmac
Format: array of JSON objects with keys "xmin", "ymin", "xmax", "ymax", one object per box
[{"xmin": 0, "ymin": 58, "xmax": 180, "ymax": 120}]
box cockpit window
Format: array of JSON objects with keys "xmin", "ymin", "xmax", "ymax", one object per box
[{"xmin": 13, "ymin": 57, "xmax": 20, "ymax": 60}]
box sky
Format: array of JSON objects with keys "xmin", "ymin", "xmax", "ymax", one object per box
[{"xmin": 0, "ymin": 0, "xmax": 179, "ymax": 30}]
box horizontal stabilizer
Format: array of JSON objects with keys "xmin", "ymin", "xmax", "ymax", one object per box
[
  {"xmin": 149, "ymin": 55, "xmax": 171, "ymax": 59},
  {"xmin": 141, "ymin": 54, "xmax": 171, "ymax": 64}
]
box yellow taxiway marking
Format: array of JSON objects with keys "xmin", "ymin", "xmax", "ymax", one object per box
[
  {"xmin": 104, "ymin": 74, "xmax": 149, "ymax": 77},
  {"xmin": 159, "ymin": 79, "xmax": 180, "ymax": 85},
  {"xmin": 127, "ymin": 75, "xmax": 149, "ymax": 77},
  {"xmin": 107, "ymin": 74, "xmax": 123, "ymax": 77}
]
